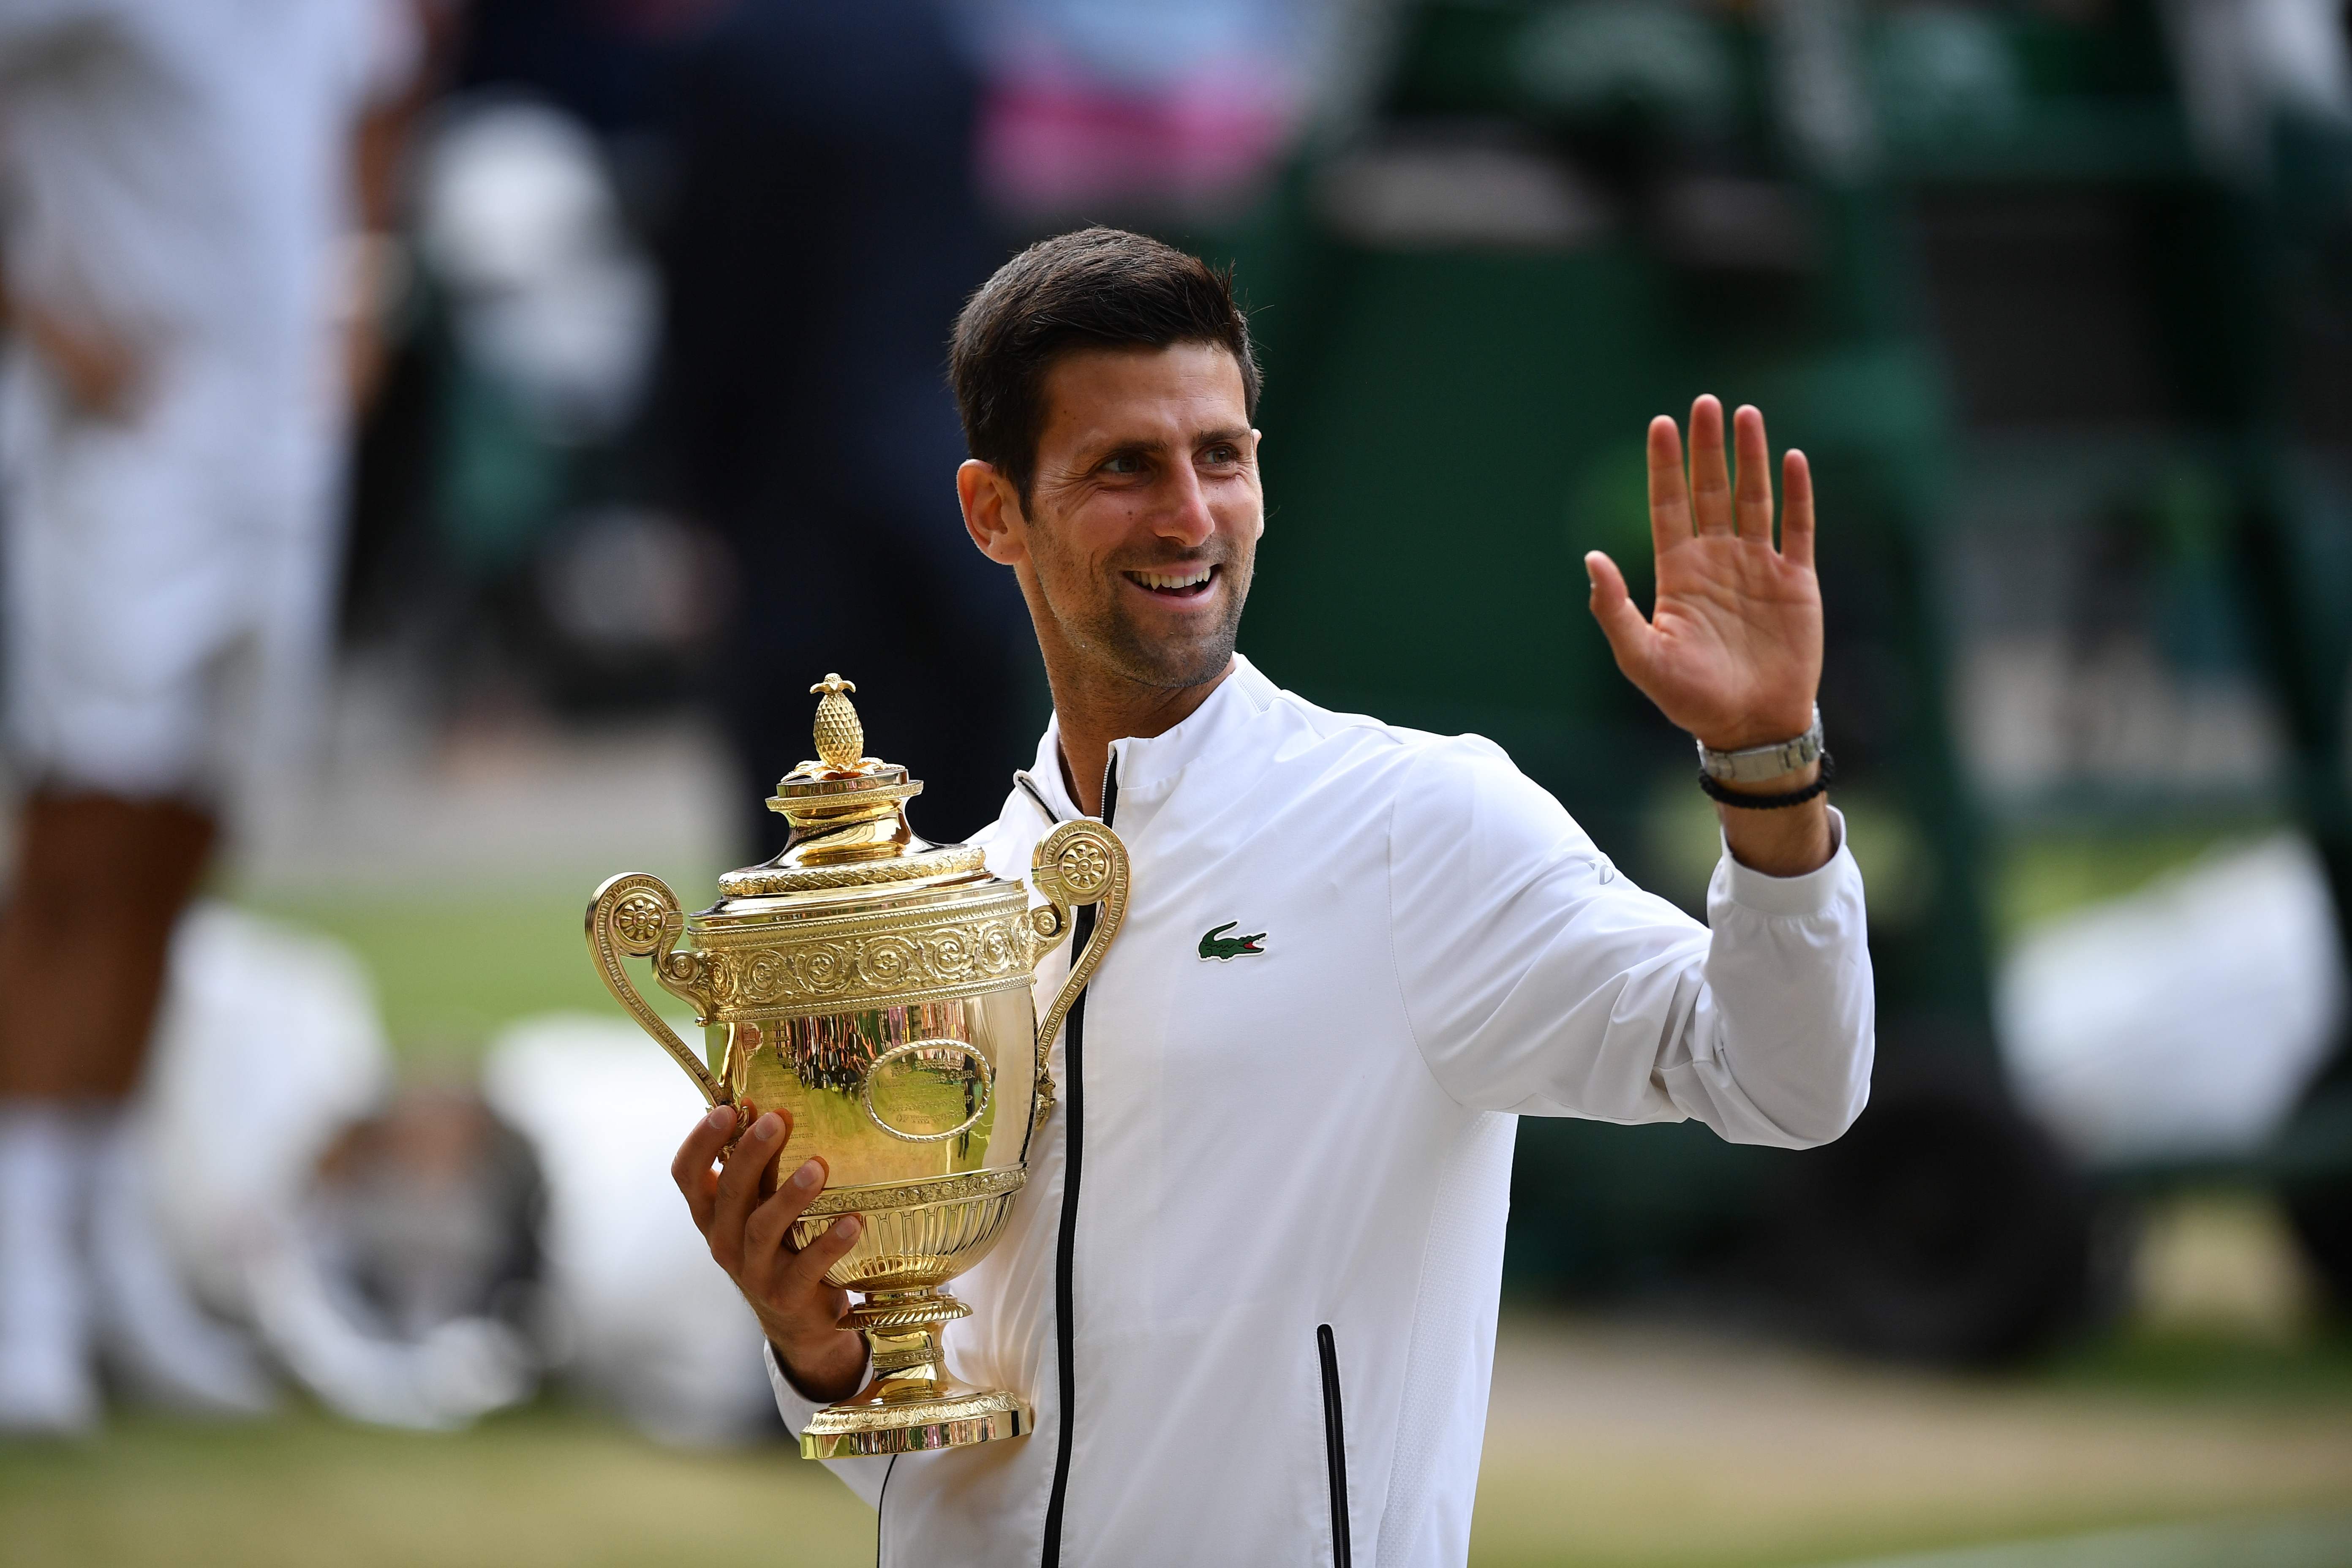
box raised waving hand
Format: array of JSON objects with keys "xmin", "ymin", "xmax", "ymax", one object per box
[{"xmin": 1584, "ymin": 395, "xmax": 1821, "ymax": 754}]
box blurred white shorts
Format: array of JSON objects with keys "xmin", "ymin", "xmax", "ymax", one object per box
[{"xmin": 0, "ymin": 345, "xmax": 343, "ymax": 802}]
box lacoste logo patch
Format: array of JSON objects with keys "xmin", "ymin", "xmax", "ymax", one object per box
[{"xmin": 1198, "ymin": 921, "xmax": 1267, "ymax": 961}]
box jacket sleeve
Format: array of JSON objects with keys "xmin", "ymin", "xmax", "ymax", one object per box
[
  {"xmin": 1383, "ymin": 737, "xmax": 1874, "ymax": 1148},
  {"xmin": 763, "ymin": 1343, "xmax": 890, "ymax": 1508}
]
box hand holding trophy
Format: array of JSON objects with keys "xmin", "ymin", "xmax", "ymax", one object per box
[{"xmin": 587, "ymin": 675, "xmax": 1129, "ymax": 1457}]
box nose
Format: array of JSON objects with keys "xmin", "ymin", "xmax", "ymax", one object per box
[{"xmin": 1154, "ymin": 462, "xmax": 1216, "ymax": 549}]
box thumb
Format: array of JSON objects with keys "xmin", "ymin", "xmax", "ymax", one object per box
[{"xmin": 1584, "ymin": 550, "xmax": 1654, "ymax": 680}]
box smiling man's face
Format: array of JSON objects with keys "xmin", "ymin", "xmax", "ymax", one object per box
[{"xmin": 993, "ymin": 342, "xmax": 1263, "ymax": 691}]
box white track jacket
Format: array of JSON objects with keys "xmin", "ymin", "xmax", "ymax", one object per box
[{"xmin": 768, "ymin": 655, "xmax": 1875, "ymax": 1566}]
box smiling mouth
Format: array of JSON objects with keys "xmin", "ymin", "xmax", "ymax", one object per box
[{"xmin": 1123, "ymin": 564, "xmax": 1218, "ymax": 601}]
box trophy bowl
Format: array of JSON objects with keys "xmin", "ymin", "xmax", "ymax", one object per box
[{"xmin": 586, "ymin": 675, "xmax": 1127, "ymax": 1458}]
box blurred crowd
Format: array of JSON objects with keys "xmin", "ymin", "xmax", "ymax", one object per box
[{"xmin": 0, "ymin": 0, "xmax": 2350, "ymax": 1451}]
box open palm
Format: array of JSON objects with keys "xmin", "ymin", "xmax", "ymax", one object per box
[{"xmin": 1585, "ymin": 397, "xmax": 1822, "ymax": 753}]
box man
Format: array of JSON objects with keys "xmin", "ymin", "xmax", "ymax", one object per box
[
  {"xmin": 0, "ymin": 0, "xmax": 419, "ymax": 1433},
  {"xmin": 673, "ymin": 228, "xmax": 1872, "ymax": 1564}
]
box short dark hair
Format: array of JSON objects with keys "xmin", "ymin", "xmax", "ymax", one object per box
[{"xmin": 949, "ymin": 227, "xmax": 1260, "ymax": 506}]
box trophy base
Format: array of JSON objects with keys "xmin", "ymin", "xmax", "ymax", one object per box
[
  {"xmin": 798, "ymin": 1378, "xmax": 1032, "ymax": 1459},
  {"xmin": 798, "ymin": 1288, "xmax": 1032, "ymax": 1459}
]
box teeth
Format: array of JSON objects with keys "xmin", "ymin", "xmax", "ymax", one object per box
[{"xmin": 1131, "ymin": 567, "xmax": 1212, "ymax": 590}]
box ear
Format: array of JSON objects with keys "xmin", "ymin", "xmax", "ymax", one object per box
[{"xmin": 959, "ymin": 459, "xmax": 1029, "ymax": 567}]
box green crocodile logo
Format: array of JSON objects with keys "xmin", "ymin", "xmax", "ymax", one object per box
[{"xmin": 1198, "ymin": 921, "xmax": 1267, "ymax": 961}]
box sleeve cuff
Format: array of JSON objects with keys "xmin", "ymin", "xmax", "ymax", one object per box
[
  {"xmin": 1717, "ymin": 806, "xmax": 1854, "ymax": 918},
  {"xmin": 764, "ymin": 1339, "xmax": 868, "ymax": 1440}
]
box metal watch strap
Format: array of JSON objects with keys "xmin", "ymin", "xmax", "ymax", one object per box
[{"xmin": 1695, "ymin": 706, "xmax": 1824, "ymax": 784}]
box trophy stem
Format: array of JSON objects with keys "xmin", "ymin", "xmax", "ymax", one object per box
[
  {"xmin": 798, "ymin": 1288, "xmax": 1034, "ymax": 1460},
  {"xmin": 858, "ymin": 1289, "xmax": 963, "ymax": 1393}
]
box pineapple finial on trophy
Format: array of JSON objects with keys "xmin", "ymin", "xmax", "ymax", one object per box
[{"xmin": 809, "ymin": 673, "xmax": 864, "ymax": 772}]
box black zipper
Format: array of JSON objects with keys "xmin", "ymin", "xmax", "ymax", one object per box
[
  {"xmin": 1318, "ymin": 1324, "xmax": 1352, "ymax": 1568},
  {"xmin": 874, "ymin": 1453, "xmax": 899, "ymax": 1568},
  {"xmin": 1039, "ymin": 754, "xmax": 1116, "ymax": 1568}
]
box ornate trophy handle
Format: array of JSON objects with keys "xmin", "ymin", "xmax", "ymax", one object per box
[
  {"xmin": 1025, "ymin": 819, "xmax": 1130, "ymax": 1131},
  {"xmin": 586, "ymin": 872, "xmax": 729, "ymax": 1108}
]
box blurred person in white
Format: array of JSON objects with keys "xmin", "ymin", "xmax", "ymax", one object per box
[{"xmin": 0, "ymin": 0, "xmax": 425, "ymax": 1435}]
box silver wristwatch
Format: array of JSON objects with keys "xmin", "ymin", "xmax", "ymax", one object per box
[{"xmin": 1696, "ymin": 707, "xmax": 1824, "ymax": 784}]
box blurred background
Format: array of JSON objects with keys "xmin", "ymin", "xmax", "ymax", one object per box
[{"xmin": 5, "ymin": 0, "xmax": 2352, "ymax": 1564}]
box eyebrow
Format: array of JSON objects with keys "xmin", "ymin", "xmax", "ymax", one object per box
[{"xmin": 1093, "ymin": 426, "xmax": 1251, "ymax": 456}]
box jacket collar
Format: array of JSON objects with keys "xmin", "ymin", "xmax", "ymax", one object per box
[{"xmin": 1018, "ymin": 653, "xmax": 1279, "ymax": 822}]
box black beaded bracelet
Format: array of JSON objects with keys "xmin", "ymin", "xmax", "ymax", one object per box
[{"xmin": 1697, "ymin": 750, "xmax": 1834, "ymax": 809}]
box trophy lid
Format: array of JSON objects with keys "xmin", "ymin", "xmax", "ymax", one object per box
[{"xmin": 709, "ymin": 675, "xmax": 993, "ymax": 903}]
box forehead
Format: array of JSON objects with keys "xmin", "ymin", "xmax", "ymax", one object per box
[{"xmin": 1035, "ymin": 343, "xmax": 1249, "ymax": 455}]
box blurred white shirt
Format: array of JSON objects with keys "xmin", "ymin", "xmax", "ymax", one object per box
[
  {"xmin": 0, "ymin": 0, "xmax": 414, "ymax": 796},
  {"xmin": 0, "ymin": 0, "xmax": 404, "ymax": 377}
]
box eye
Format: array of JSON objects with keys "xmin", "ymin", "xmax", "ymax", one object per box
[
  {"xmin": 1102, "ymin": 453, "xmax": 1145, "ymax": 476},
  {"xmin": 1202, "ymin": 444, "xmax": 1238, "ymax": 465}
]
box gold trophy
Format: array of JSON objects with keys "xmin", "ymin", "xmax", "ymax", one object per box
[{"xmin": 585, "ymin": 675, "xmax": 1128, "ymax": 1458}]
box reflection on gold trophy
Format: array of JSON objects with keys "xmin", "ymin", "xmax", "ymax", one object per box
[{"xmin": 586, "ymin": 675, "xmax": 1129, "ymax": 1457}]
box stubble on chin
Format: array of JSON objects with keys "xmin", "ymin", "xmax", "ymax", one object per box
[
  {"xmin": 1098, "ymin": 614, "xmax": 1236, "ymax": 689},
  {"xmin": 1059, "ymin": 561, "xmax": 1252, "ymax": 691}
]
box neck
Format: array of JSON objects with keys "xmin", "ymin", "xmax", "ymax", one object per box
[{"xmin": 1045, "ymin": 653, "xmax": 1233, "ymax": 818}]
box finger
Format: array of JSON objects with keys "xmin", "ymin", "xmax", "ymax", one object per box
[
  {"xmin": 755, "ymin": 1132, "xmax": 781, "ymax": 1205},
  {"xmin": 1688, "ymin": 395, "xmax": 1733, "ymax": 536},
  {"xmin": 710, "ymin": 1108, "xmax": 788, "ymax": 1269},
  {"xmin": 1733, "ymin": 405, "xmax": 1773, "ymax": 542},
  {"xmin": 670, "ymin": 1102, "xmax": 740, "ymax": 1235},
  {"xmin": 785, "ymin": 1214, "xmax": 865, "ymax": 1293},
  {"xmin": 1646, "ymin": 415, "xmax": 1691, "ymax": 558},
  {"xmin": 1782, "ymin": 449, "xmax": 1816, "ymax": 569},
  {"xmin": 743, "ymin": 1156, "xmax": 830, "ymax": 1285},
  {"xmin": 1584, "ymin": 551, "xmax": 1655, "ymax": 684}
]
